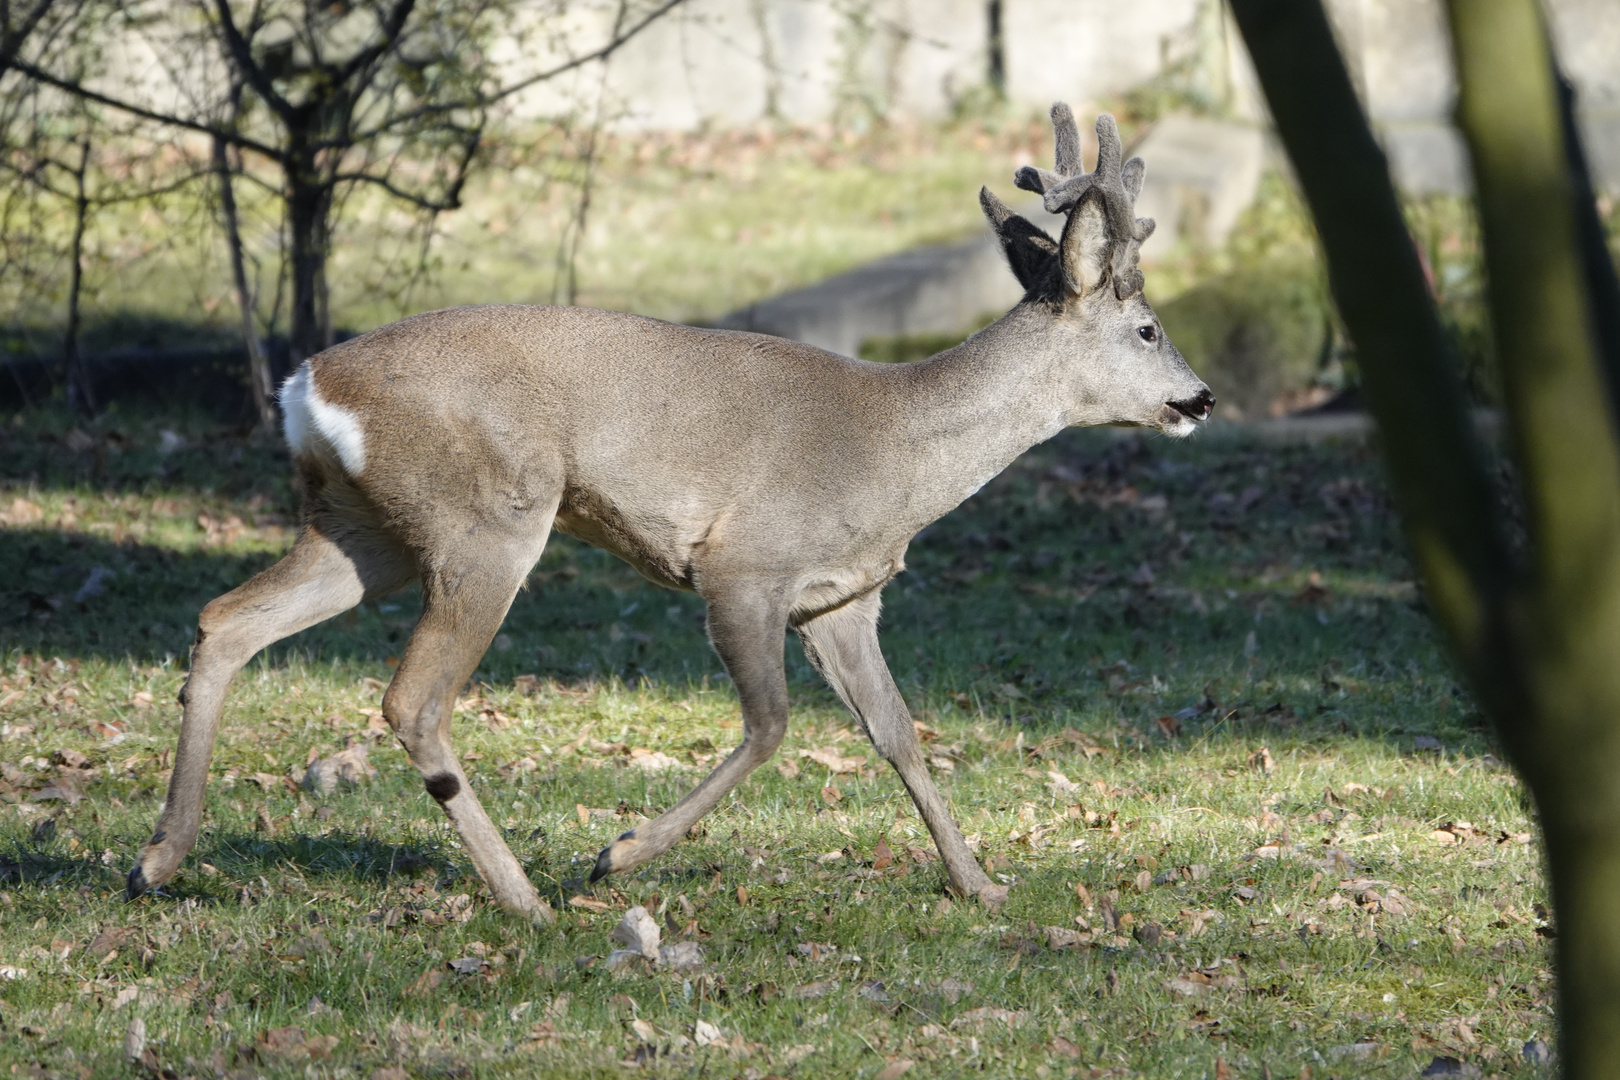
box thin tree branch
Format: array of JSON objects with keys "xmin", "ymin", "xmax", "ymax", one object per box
[
  {"xmin": 330, "ymin": 0, "xmax": 416, "ymax": 88},
  {"xmin": 4, "ymin": 54, "xmax": 284, "ymax": 159},
  {"xmin": 328, "ymin": 168, "xmax": 464, "ymax": 211},
  {"xmin": 340, "ymin": 0, "xmax": 688, "ymax": 148},
  {"xmin": 0, "ymin": 0, "xmax": 58, "ymax": 74},
  {"xmin": 211, "ymin": 0, "xmax": 294, "ymax": 121}
]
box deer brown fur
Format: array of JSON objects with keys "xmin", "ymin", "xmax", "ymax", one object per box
[{"xmin": 129, "ymin": 106, "xmax": 1213, "ymax": 920}]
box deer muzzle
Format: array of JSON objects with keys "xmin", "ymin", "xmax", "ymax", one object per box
[{"xmin": 1168, "ymin": 388, "xmax": 1216, "ymax": 423}]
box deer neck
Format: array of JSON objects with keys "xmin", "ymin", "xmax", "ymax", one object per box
[{"xmin": 889, "ymin": 304, "xmax": 1074, "ymax": 524}]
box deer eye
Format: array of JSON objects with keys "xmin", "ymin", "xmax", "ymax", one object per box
[{"xmin": 1137, "ymin": 325, "xmax": 1158, "ymax": 343}]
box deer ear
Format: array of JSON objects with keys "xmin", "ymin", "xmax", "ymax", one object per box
[
  {"xmin": 980, "ymin": 187, "xmax": 1059, "ymax": 293},
  {"xmin": 1059, "ymin": 188, "xmax": 1110, "ymax": 296}
]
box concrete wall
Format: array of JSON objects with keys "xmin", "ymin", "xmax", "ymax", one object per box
[
  {"xmin": 505, "ymin": 0, "xmax": 1617, "ymax": 191},
  {"xmin": 514, "ymin": 0, "xmax": 1214, "ymax": 128},
  {"xmin": 83, "ymin": 0, "xmax": 1620, "ymax": 191},
  {"xmin": 1321, "ymin": 0, "xmax": 1617, "ymax": 192}
]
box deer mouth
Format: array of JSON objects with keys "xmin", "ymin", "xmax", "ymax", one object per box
[{"xmin": 1159, "ymin": 390, "xmax": 1215, "ymax": 435}]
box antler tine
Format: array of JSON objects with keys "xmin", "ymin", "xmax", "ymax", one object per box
[
  {"xmin": 1051, "ymin": 102, "xmax": 1084, "ymax": 176},
  {"xmin": 1001, "ymin": 103, "xmax": 1159, "ymax": 299},
  {"xmin": 1013, "ymin": 164, "xmax": 1067, "ymax": 196},
  {"xmin": 1014, "ymin": 101, "xmax": 1087, "ymax": 198},
  {"xmin": 1092, "ymin": 115, "xmax": 1123, "ymax": 184}
]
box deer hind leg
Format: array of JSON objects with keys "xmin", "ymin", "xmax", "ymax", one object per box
[
  {"xmin": 591, "ymin": 590, "xmax": 791, "ymax": 882},
  {"xmin": 384, "ymin": 538, "xmax": 556, "ymax": 924},
  {"xmin": 129, "ymin": 524, "xmax": 409, "ymax": 898},
  {"xmin": 795, "ymin": 591, "xmax": 1004, "ymax": 906}
]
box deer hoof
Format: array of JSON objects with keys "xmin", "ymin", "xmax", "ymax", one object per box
[
  {"xmin": 126, "ymin": 864, "xmax": 150, "ymax": 900},
  {"xmin": 976, "ymin": 882, "xmax": 1010, "ymax": 912},
  {"xmin": 590, "ymin": 830, "xmax": 641, "ymax": 883}
]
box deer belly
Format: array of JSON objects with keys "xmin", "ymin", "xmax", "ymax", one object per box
[{"xmin": 553, "ymin": 505, "xmax": 697, "ymax": 592}]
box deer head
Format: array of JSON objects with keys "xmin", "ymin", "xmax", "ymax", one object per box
[{"xmin": 980, "ymin": 104, "xmax": 1214, "ymax": 435}]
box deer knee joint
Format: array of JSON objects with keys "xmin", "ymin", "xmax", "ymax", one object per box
[
  {"xmin": 381, "ymin": 694, "xmax": 434, "ymax": 750},
  {"xmin": 746, "ymin": 718, "xmax": 788, "ymax": 761}
]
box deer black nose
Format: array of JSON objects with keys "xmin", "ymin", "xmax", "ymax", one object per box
[{"xmin": 1169, "ymin": 389, "xmax": 1216, "ymax": 421}]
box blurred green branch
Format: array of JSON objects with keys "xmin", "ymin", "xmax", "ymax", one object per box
[{"xmin": 1229, "ymin": 0, "xmax": 1620, "ymax": 1070}]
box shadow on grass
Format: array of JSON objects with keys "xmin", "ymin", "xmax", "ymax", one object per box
[
  {"xmin": 4, "ymin": 422, "xmax": 1483, "ymax": 761},
  {"xmin": 0, "ymin": 825, "xmax": 725, "ymax": 909},
  {"xmin": 0, "ymin": 830, "xmax": 458, "ymax": 897},
  {"xmin": 0, "ymin": 521, "xmax": 722, "ymax": 683}
]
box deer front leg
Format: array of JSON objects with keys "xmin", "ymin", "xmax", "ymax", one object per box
[
  {"xmin": 796, "ymin": 591, "xmax": 1005, "ymax": 908},
  {"xmin": 129, "ymin": 528, "xmax": 382, "ymax": 898},
  {"xmin": 592, "ymin": 590, "xmax": 790, "ymax": 882},
  {"xmin": 384, "ymin": 560, "xmax": 555, "ymax": 925}
]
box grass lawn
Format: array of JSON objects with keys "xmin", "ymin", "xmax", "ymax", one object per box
[{"xmin": 0, "ymin": 407, "xmax": 1553, "ymax": 1078}]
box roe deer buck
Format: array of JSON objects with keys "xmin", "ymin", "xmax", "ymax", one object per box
[{"xmin": 128, "ymin": 105, "xmax": 1212, "ymax": 921}]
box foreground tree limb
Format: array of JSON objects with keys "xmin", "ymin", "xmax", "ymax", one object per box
[
  {"xmin": 1223, "ymin": 0, "xmax": 1514, "ymax": 693},
  {"xmin": 1448, "ymin": 3, "xmax": 1620, "ymax": 1073},
  {"xmin": 1229, "ymin": 0, "xmax": 1620, "ymax": 1071}
]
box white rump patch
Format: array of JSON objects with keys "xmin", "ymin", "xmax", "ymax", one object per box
[{"xmin": 279, "ymin": 364, "xmax": 367, "ymax": 475}]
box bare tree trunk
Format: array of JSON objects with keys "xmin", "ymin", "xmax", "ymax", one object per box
[
  {"xmin": 1228, "ymin": 0, "xmax": 1620, "ymax": 1071},
  {"xmin": 63, "ymin": 136, "xmax": 94, "ymax": 415},
  {"xmin": 214, "ymin": 131, "xmax": 275, "ymax": 431},
  {"xmin": 286, "ymin": 151, "xmax": 332, "ymax": 362},
  {"xmin": 1447, "ymin": 3, "xmax": 1620, "ymax": 1070}
]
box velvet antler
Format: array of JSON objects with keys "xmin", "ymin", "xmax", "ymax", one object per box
[{"xmin": 1012, "ymin": 105, "xmax": 1155, "ymax": 299}]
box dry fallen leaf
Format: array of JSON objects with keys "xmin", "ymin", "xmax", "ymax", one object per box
[
  {"xmin": 86, "ymin": 927, "xmax": 135, "ymax": 959},
  {"xmin": 875, "ymin": 1059, "xmax": 915, "ymax": 1080},
  {"xmin": 255, "ymin": 1027, "xmax": 339, "ymax": 1061},
  {"xmin": 123, "ymin": 1017, "xmax": 146, "ymax": 1061},
  {"xmin": 1165, "ymin": 969, "xmax": 1240, "ymax": 997},
  {"xmin": 1043, "ymin": 925, "xmax": 1087, "ymax": 950},
  {"xmin": 302, "ymin": 743, "xmax": 375, "ymax": 795},
  {"xmin": 951, "ymin": 1007, "xmax": 1028, "ymax": 1030},
  {"xmin": 801, "ymin": 747, "xmax": 865, "ymax": 774},
  {"xmin": 1050, "ymin": 1036, "xmax": 1083, "ymax": 1057},
  {"xmin": 629, "ymin": 748, "xmax": 683, "ymax": 772}
]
